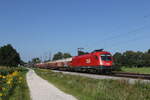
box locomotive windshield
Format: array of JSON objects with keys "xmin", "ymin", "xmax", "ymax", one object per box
[{"xmin": 100, "ymin": 54, "xmax": 112, "ymax": 61}]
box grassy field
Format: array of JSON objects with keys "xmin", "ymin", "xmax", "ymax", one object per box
[
  {"xmin": 0, "ymin": 67, "xmax": 30, "ymax": 100},
  {"xmin": 34, "ymin": 68, "xmax": 150, "ymax": 100},
  {"xmin": 121, "ymin": 67, "xmax": 150, "ymax": 74}
]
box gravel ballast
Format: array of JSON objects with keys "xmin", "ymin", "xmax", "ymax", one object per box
[
  {"xmin": 52, "ymin": 70, "xmax": 150, "ymax": 84},
  {"xmin": 26, "ymin": 69, "xmax": 77, "ymax": 100}
]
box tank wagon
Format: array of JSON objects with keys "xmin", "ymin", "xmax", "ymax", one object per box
[{"xmin": 35, "ymin": 49, "xmax": 113, "ymax": 73}]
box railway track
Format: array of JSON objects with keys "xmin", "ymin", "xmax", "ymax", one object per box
[
  {"xmin": 111, "ymin": 72, "xmax": 150, "ymax": 80},
  {"xmin": 52, "ymin": 70, "xmax": 150, "ymax": 84},
  {"xmin": 63, "ymin": 70, "xmax": 150, "ymax": 80},
  {"xmin": 52, "ymin": 69, "xmax": 150, "ymax": 80}
]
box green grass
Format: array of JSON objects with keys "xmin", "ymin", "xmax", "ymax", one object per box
[
  {"xmin": 34, "ymin": 68, "xmax": 150, "ymax": 100},
  {"xmin": 0, "ymin": 67, "xmax": 30, "ymax": 100},
  {"xmin": 121, "ymin": 67, "xmax": 150, "ymax": 74},
  {"xmin": 8, "ymin": 68, "xmax": 30, "ymax": 100}
]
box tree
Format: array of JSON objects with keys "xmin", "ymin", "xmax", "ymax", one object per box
[
  {"xmin": 143, "ymin": 53, "xmax": 150, "ymax": 67},
  {"xmin": 122, "ymin": 51, "xmax": 138, "ymax": 67},
  {"xmin": 113, "ymin": 51, "xmax": 146, "ymax": 67},
  {"xmin": 27, "ymin": 57, "xmax": 41, "ymax": 67},
  {"xmin": 78, "ymin": 51, "xmax": 88, "ymax": 56},
  {"xmin": 63, "ymin": 53, "xmax": 72, "ymax": 58},
  {"xmin": 31, "ymin": 57, "xmax": 41, "ymax": 64},
  {"xmin": 0, "ymin": 44, "xmax": 21, "ymax": 67},
  {"xmin": 52, "ymin": 52, "xmax": 72, "ymax": 60},
  {"xmin": 148, "ymin": 49, "xmax": 150, "ymax": 54},
  {"xmin": 113, "ymin": 52, "xmax": 123, "ymax": 66},
  {"xmin": 52, "ymin": 52, "xmax": 63, "ymax": 60},
  {"xmin": 135, "ymin": 51, "xmax": 144, "ymax": 67}
]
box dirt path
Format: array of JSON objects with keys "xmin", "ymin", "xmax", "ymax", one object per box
[{"xmin": 26, "ymin": 69, "xmax": 77, "ymax": 100}]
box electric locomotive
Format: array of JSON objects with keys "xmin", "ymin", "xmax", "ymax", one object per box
[
  {"xmin": 35, "ymin": 49, "xmax": 113, "ymax": 73},
  {"xmin": 70, "ymin": 49, "xmax": 113, "ymax": 72}
]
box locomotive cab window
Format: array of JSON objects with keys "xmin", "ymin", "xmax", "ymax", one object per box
[{"xmin": 100, "ymin": 54, "xmax": 112, "ymax": 61}]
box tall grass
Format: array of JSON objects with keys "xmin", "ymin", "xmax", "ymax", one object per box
[
  {"xmin": 121, "ymin": 67, "xmax": 150, "ymax": 74},
  {"xmin": 35, "ymin": 68, "xmax": 150, "ymax": 100},
  {"xmin": 0, "ymin": 66, "xmax": 30, "ymax": 100},
  {"xmin": 8, "ymin": 68, "xmax": 30, "ymax": 100}
]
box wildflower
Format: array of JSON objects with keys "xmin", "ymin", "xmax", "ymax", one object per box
[
  {"xmin": 0, "ymin": 93, "xmax": 2, "ymax": 96},
  {"xmin": 7, "ymin": 81, "xmax": 11, "ymax": 84},
  {"xmin": 2, "ymin": 87, "xmax": 6, "ymax": 91},
  {"xmin": 2, "ymin": 76, "xmax": 6, "ymax": 79},
  {"xmin": 0, "ymin": 75, "xmax": 2, "ymax": 78},
  {"xmin": 12, "ymin": 71, "xmax": 18, "ymax": 76}
]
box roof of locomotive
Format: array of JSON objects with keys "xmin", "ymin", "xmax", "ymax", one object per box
[{"xmin": 74, "ymin": 51, "xmax": 111, "ymax": 58}]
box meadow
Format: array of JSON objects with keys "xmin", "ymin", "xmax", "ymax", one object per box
[
  {"xmin": 121, "ymin": 67, "xmax": 150, "ymax": 74},
  {"xmin": 0, "ymin": 67, "xmax": 30, "ymax": 100},
  {"xmin": 35, "ymin": 68, "xmax": 150, "ymax": 100}
]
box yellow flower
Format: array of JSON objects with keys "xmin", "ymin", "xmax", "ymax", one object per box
[
  {"xmin": 12, "ymin": 71, "xmax": 18, "ymax": 76},
  {"xmin": 7, "ymin": 81, "xmax": 11, "ymax": 84},
  {"xmin": 7, "ymin": 77, "xmax": 13, "ymax": 81},
  {"xmin": 2, "ymin": 76, "xmax": 6, "ymax": 79},
  {"xmin": 0, "ymin": 75, "xmax": 2, "ymax": 78},
  {"xmin": 0, "ymin": 93, "xmax": 2, "ymax": 96}
]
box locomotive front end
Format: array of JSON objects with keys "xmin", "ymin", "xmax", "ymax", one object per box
[
  {"xmin": 98, "ymin": 52, "xmax": 113, "ymax": 72},
  {"xmin": 100, "ymin": 54, "xmax": 113, "ymax": 66}
]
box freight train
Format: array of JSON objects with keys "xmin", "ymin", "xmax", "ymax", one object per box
[{"xmin": 35, "ymin": 49, "xmax": 113, "ymax": 73}]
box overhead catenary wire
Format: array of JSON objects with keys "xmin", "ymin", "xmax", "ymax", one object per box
[{"xmin": 85, "ymin": 14, "xmax": 150, "ymax": 51}]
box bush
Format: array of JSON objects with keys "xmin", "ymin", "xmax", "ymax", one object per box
[{"xmin": 0, "ymin": 67, "xmax": 28, "ymax": 100}]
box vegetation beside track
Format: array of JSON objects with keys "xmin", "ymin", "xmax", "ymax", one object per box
[
  {"xmin": 113, "ymin": 49, "xmax": 150, "ymax": 68},
  {"xmin": 0, "ymin": 67, "xmax": 30, "ymax": 100},
  {"xmin": 35, "ymin": 68, "xmax": 150, "ymax": 100},
  {"xmin": 121, "ymin": 67, "xmax": 150, "ymax": 74}
]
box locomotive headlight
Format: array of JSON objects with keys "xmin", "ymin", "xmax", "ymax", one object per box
[{"xmin": 99, "ymin": 57, "xmax": 103, "ymax": 65}]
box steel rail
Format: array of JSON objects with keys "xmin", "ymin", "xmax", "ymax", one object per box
[{"xmin": 111, "ymin": 72, "xmax": 150, "ymax": 80}]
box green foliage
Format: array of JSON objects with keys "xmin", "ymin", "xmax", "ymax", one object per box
[
  {"xmin": 148, "ymin": 49, "xmax": 150, "ymax": 54},
  {"xmin": 31, "ymin": 57, "xmax": 41, "ymax": 64},
  {"xmin": 113, "ymin": 49, "xmax": 150, "ymax": 68},
  {"xmin": 63, "ymin": 53, "xmax": 72, "ymax": 58},
  {"xmin": 113, "ymin": 52, "xmax": 123, "ymax": 67},
  {"xmin": 27, "ymin": 57, "xmax": 41, "ymax": 67},
  {"xmin": 78, "ymin": 50, "xmax": 89, "ymax": 56},
  {"xmin": 8, "ymin": 68, "xmax": 30, "ymax": 100},
  {"xmin": 53, "ymin": 52, "xmax": 63, "ymax": 60},
  {"xmin": 0, "ymin": 67, "xmax": 29, "ymax": 100},
  {"xmin": 53, "ymin": 52, "xmax": 72, "ymax": 60},
  {"xmin": 0, "ymin": 44, "xmax": 21, "ymax": 67}
]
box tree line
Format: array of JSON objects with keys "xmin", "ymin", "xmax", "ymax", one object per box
[
  {"xmin": 0, "ymin": 44, "xmax": 21, "ymax": 67},
  {"xmin": 113, "ymin": 49, "xmax": 150, "ymax": 67},
  {"xmin": 52, "ymin": 52, "xmax": 72, "ymax": 60},
  {"xmin": 29, "ymin": 52, "xmax": 72, "ymax": 65},
  {"xmin": 1, "ymin": 43, "xmax": 149, "ymax": 68},
  {"xmin": 31, "ymin": 49, "xmax": 150, "ymax": 68}
]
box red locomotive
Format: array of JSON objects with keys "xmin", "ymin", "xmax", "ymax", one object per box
[{"xmin": 35, "ymin": 49, "xmax": 113, "ymax": 73}]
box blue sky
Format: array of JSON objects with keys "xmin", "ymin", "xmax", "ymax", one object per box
[{"xmin": 0, "ymin": 0, "xmax": 150, "ymax": 61}]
